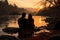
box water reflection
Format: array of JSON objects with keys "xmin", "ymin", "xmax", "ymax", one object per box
[
  {"xmin": 0, "ymin": 15, "xmax": 51, "ymax": 40},
  {"xmin": 8, "ymin": 15, "xmax": 48, "ymax": 27}
]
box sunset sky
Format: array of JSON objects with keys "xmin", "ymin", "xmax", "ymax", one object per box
[
  {"xmin": 8, "ymin": 0, "xmax": 42, "ymax": 8},
  {"xmin": 7, "ymin": 0, "xmax": 48, "ymax": 27},
  {"xmin": 7, "ymin": 0, "xmax": 52, "ymax": 13}
]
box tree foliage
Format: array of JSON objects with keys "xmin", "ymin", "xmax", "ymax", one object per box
[{"xmin": 45, "ymin": 0, "xmax": 60, "ymax": 7}]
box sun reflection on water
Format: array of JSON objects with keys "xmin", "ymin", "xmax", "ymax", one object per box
[{"xmin": 8, "ymin": 15, "xmax": 48, "ymax": 28}]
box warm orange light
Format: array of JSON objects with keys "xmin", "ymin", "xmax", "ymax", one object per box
[
  {"xmin": 33, "ymin": 16, "xmax": 47, "ymax": 27},
  {"xmin": 7, "ymin": 0, "xmax": 50, "ymax": 28},
  {"xmin": 8, "ymin": 16, "xmax": 48, "ymax": 27}
]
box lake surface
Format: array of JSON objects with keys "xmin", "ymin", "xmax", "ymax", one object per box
[
  {"xmin": 0, "ymin": 15, "xmax": 49, "ymax": 37},
  {"xmin": 8, "ymin": 15, "xmax": 48, "ymax": 27}
]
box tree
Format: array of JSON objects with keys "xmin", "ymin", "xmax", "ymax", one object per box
[{"xmin": 45, "ymin": 0, "xmax": 60, "ymax": 7}]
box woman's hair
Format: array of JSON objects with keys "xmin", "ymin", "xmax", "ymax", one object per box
[{"xmin": 28, "ymin": 14, "xmax": 32, "ymax": 19}]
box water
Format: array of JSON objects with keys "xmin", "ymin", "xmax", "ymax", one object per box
[
  {"xmin": 0, "ymin": 15, "xmax": 49, "ymax": 37},
  {"xmin": 8, "ymin": 15, "xmax": 48, "ymax": 27}
]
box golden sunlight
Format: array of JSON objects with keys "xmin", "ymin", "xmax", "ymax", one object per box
[
  {"xmin": 7, "ymin": 0, "xmax": 54, "ymax": 13},
  {"xmin": 7, "ymin": 0, "xmax": 49, "ymax": 28},
  {"xmin": 8, "ymin": 0, "xmax": 41, "ymax": 8},
  {"xmin": 8, "ymin": 0, "xmax": 47, "ymax": 9},
  {"xmin": 8, "ymin": 16, "xmax": 48, "ymax": 28}
]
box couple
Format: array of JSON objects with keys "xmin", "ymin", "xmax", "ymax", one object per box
[{"xmin": 18, "ymin": 13, "xmax": 35, "ymax": 38}]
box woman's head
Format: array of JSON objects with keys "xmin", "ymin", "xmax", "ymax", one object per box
[{"xmin": 28, "ymin": 14, "xmax": 32, "ymax": 19}]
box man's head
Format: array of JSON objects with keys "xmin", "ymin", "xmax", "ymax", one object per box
[{"xmin": 22, "ymin": 13, "xmax": 26, "ymax": 18}]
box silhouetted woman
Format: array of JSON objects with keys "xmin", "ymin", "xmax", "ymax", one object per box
[
  {"xmin": 28, "ymin": 14, "xmax": 35, "ymax": 29},
  {"xmin": 26, "ymin": 14, "xmax": 35, "ymax": 38}
]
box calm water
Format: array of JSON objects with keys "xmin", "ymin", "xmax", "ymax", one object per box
[
  {"xmin": 8, "ymin": 15, "xmax": 48, "ymax": 27},
  {"xmin": 0, "ymin": 15, "xmax": 49, "ymax": 37}
]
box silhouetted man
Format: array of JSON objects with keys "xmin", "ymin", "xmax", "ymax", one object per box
[
  {"xmin": 18, "ymin": 13, "xmax": 27, "ymax": 38},
  {"xmin": 18, "ymin": 13, "xmax": 27, "ymax": 29}
]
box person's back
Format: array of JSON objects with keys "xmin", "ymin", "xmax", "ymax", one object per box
[
  {"xmin": 18, "ymin": 13, "xmax": 27, "ymax": 29},
  {"xmin": 25, "ymin": 14, "xmax": 35, "ymax": 38},
  {"xmin": 18, "ymin": 17, "xmax": 27, "ymax": 29},
  {"xmin": 18, "ymin": 13, "xmax": 27, "ymax": 38},
  {"xmin": 27, "ymin": 14, "xmax": 35, "ymax": 30}
]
